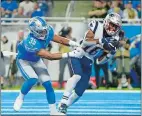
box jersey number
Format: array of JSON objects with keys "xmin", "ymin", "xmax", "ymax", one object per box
[{"xmin": 29, "ymin": 38, "xmax": 36, "ymax": 46}]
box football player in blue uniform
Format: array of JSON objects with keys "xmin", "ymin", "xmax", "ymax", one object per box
[
  {"xmin": 58, "ymin": 13, "xmax": 123, "ymax": 114},
  {"xmin": 13, "ymin": 16, "xmax": 83, "ymax": 115}
]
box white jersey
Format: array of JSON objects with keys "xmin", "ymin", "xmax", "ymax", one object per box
[{"xmin": 81, "ymin": 20, "xmax": 120, "ymax": 61}]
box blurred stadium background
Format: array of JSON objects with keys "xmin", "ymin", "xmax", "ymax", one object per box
[{"xmin": 1, "ymin": 0, "xmax": 141, "ymax": 90}]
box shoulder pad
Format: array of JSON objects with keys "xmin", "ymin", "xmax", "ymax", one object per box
[{"xmin": 88, "ymin": 20, "xmax": 99, "ymax": 34}]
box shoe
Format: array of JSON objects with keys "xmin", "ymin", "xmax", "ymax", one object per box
[
  {"xmin": 13, "ymin": 97, "xmax": 23, "ymax": 111},
  {"xmin": 58, "ymin": 103, "xmax": 68, "ymax": 114},
  {"xmin": 128, "ymin": 84, "xmax": 133, "ymax": 90},
  {"xmin": 117, "ymin": 84, "xmax": 122, "ymax": 90}
]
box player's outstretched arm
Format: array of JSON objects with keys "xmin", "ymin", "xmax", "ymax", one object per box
[
  {"xmin": 53, "ymin": 34, "xmax": 80, "ymax": 47},
  {"xmin": 37, "ymin": 49, "xmax": 63, "ymax": 60},
  {"xmin": 37, "ymin": 48, "xmax": 84, "ymax": 60}
]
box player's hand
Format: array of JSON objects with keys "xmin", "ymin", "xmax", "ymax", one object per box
[
  {"xmin": 96, "ymin": 53, "xmax": 112, "ymax": 65},
  {"xmin": 69, "ymin": 40, "xmax": 80, "ymax": 47},
  {"xmin": 68, "ymin": 47, "xmax": 85, "ymax": 58},
  {"xmin": 101, "ymin": 37, "xmax": 119, "ymax": 52}
]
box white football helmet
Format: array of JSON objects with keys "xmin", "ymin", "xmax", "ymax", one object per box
[
  {"xmin": 103, "ymin": 13, "xmax": 122, "ymax": 36},
  {"xmin": 28, "ymin": 16, "xmax": 49, "ymax": 40}
]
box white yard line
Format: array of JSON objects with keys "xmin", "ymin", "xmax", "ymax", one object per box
[
  {"xmin": 1, "ymin": 101, "xmax": 140, "ymax": 104},
  {"xmin": 2, "ymin": 106, "xmax": 140, "ymax": 108},
  {"xmin": 1, "ymin": 109, "xmax": 140, "ymax": 112},
  {"xmin": 1, "ymin": 112, "xmax": 140, "ymax": 115},
  {"xmin": 1, "ymin": 100, "xmax": 140, "ymax": 102}
]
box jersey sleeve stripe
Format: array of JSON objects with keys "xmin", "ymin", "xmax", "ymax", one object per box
[{"xmin": 93, "ymin": 21, "xmax": 98, "ymax": 34}]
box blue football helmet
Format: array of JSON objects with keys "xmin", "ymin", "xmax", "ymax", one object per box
[{"xmin": 28, "ymin": 16, "xmax": 49, "ymax": 40}]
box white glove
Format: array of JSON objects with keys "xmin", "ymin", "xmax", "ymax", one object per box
[
  {"xmin": 62, "ymin": 47, "xmax": 84, "ymax": 58},
  {"xmin": 69, "ymin": 40, "xmax": 80, "ymax": 47}
]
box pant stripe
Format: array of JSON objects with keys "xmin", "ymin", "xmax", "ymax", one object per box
[{"xmin": 68, "ymin": 58, "xmax": 75, "ymax": 75}]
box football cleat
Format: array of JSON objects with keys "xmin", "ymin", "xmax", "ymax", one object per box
[{"xmin": 58, "ymin": 103, "xmax": 68, "ymax": 114}]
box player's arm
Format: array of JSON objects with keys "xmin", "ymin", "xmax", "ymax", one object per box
[
  {"xmin": 83, "ymin": 20, "xmax": 101, "ymax": 45},
  {"xmin": 84, "ymin": 29, "xmax": 100, "ymax": 44},
  {"xmin": 52, "ymin": 34, "xmax": 80, "ymax": 47},
  {"xmin": 37, "ymin": 47, "xmax": 84, "ymax": 60},
  {"xmin": 37, "ymin": 49, "xmax": 63, "ymax": 60}
]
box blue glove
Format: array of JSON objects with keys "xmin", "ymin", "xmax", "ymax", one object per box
[{"xmin": 102, "ymin": 37, "xmax": 119, "ymax": 52}]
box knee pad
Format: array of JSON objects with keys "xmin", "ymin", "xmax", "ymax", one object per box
[{"xmin": 42, "ymin": 81, "xmax": 53, "ymax": 91}]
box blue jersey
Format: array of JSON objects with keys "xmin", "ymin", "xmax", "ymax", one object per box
[{"xmin": 17, "ymin": 26, "xmax": 54, "ymax": 62}]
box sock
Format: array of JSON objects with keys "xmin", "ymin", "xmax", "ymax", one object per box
[
  {"xmin": 66, "ymin": 92, "xmax": 80, "ymax": 107},
  {"xmin": 61, "ymin": 75, "xmax": 81, "ymax": 104},
  {"xmin": 49, "ymin": 103, "xmax": 57, "ymax": 114},
  {"xmin": 18, "ymin": 91, "xmax": 25, "ymax": 100},
  {"xmin": 42, "ymin": 81, "xmax": 56, "ymax": 104},
  {"xmin": 20, "ymin": 78, "xmax": 38, "ymax": 96}
]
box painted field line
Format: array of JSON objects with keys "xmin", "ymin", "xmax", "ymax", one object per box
[
  {"xmin": 1, "ymin": 112, "xmax": 140, "ymax": 116},
  {"xmin": 1, "ymin": 113, "xmax": 140, "ymax": 115},
  {"xmin": 1, "ymin": 90, "xmax": 140, "ymax": 93},
  {"xmin": 2, "ymin": 101, "xmax": 140, "ymax": 104},
  {"xmin": 2, "ymin": 100, "xmax": 140, "ymax": 102},
  {"xmin": 2, "ymin": 109, "xmax": 140, "ymax": 112},
  {"xmin": 2, "ymin": 106, "xmax": 140, "ymax": 108}
]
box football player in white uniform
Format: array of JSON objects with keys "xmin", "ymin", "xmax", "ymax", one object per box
[{"xmin": 58, "ymin": 13, "xmax": 123, "ymax": 114}]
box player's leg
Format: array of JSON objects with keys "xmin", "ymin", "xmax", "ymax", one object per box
[
  {"xmin": 59, "ymin": 57, "xmax": 92, "ymax": 114},
  {"xmin": 124, "ymin": 58, "xmax": 133, "ymax": 89},
  {"xmin": 67, "ymin": 57, "xmax": 92, "ymax": 107},
  {"xmin": 58, "ymin": 57, "xmax": 82, "ymax": 113},
  {"xmin": 116, "ymin": 58, "xmax": 123, "ymax": 89},
  {"xmin": 32, "ymin": 59, "xmax": 63, "ymax": 115},
  {"xmin": 60, "ymin": 57, "xmax": 82, "ymax": 103},
  {"xmin": 13, "ymin": 59, "xmax": 38, "ymax": 111}
]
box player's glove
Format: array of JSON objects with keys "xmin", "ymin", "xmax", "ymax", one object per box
[
  {"xmin": 69, "ymin": 40, "xmax": 80, "ymax": 47},
  {"xmin": 62, "ymin": 47, "xmax": 84, "ymax": 58},
  {"xmin": 96, "ymin": 52, "xmax": 114, "ymax": 65},
  {"xmin": 101, "ymin": 37, "xmax": 119, "ymax": 52}
]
